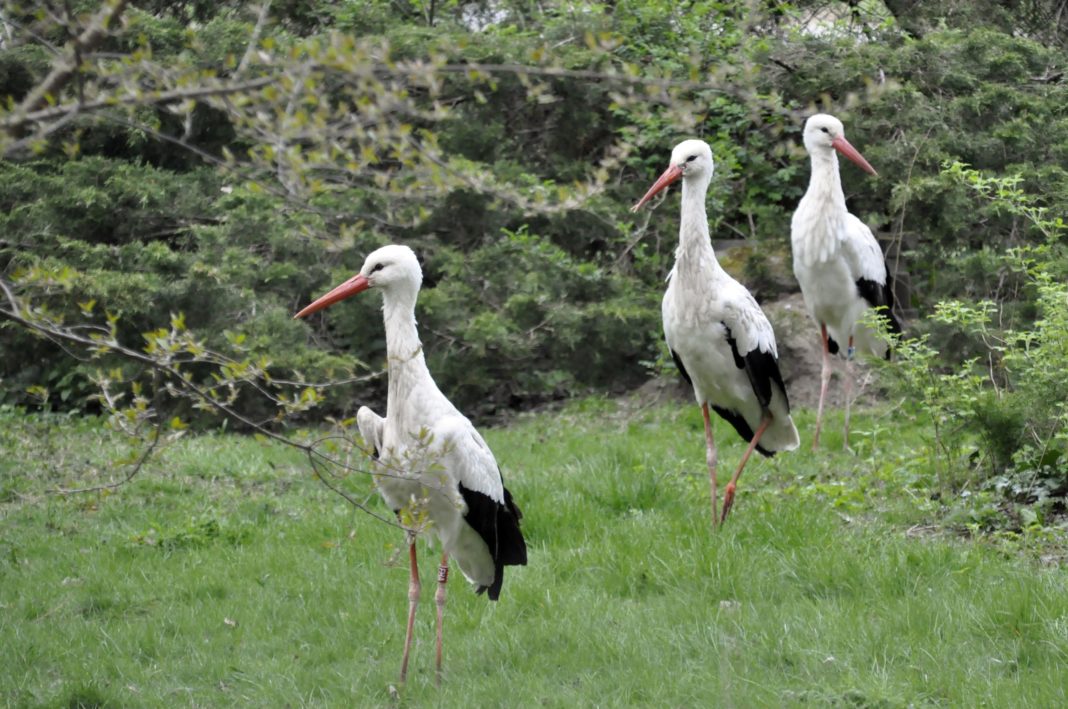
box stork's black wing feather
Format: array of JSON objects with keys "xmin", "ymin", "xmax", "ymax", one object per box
[
  {"xmin": 856, "ymin": 276, "xmax": 903, "ymax": 359},
  {"xmin": 744, "ymin": 348, "xmax": 791, "ymax": 413},
  {"xmin": 714, "ymin": 323, "xmax": 785, "ymax": 458},
  {"xmin": 723, "ymin": 323, "xmax": 790, "ymax": 412},
  {"xmin": 855, "ymin": 277, "xmax": 887, "ymax": 311},
  {"xmin": 721, "ymin": 325, "xmax": 747, "ymax": 370},
  {"xmin": 459, "ymin": 476, "xmax": 527, "ymax": 601}
]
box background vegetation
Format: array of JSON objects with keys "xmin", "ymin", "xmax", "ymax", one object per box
[
  {"xmin": 2, "ymin": 2, "xmax": 1068, "ymax": 704},
  {"xmin": 3, "ymin": 0, "xmax": 1065, "ymax": 406}
]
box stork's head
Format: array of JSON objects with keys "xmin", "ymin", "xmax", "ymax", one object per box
[
  {"xmin": 294, "ymin": 244, "xmax": 422, "ymax": 319},
  {"xmin": 630, "ymin": 139, "xmax": 714, "ymax": 212},
  {"xmin": 802, "ymin": 113, "xmax": 877, "ymax": 176}
]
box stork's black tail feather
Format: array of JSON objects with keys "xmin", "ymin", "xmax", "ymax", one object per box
[{"xmin": 485, "ymin": 486, "xmax": 527, "ymax": 601}]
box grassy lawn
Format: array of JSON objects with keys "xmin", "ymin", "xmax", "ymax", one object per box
[{"xmin": 2, "ymin": 399, "xmax": 1067, "ymax": 707}]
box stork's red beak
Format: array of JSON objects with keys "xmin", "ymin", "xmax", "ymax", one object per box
[
  {"xmin": 631, "ymin": 164, "xmax": 684, "ymax": 212},
  {"xmin": 294, "ymin": 274, "xmax": 371, "ymax": 319},
  {"xmin": 831, "ymin": 136, "xmax": 878, "ymax": 176}
]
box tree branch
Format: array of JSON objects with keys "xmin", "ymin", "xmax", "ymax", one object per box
[
  {"xmin": 0, "ymin": 277, "xmax": 418, "ymax": 529},
  {"xmin": 5, "ymin": 0, "xmax": 130, "ymax": 133},
  {"xmin": 236, "ymin": 1, "xmax": 273, "ymax": 75},
  {"xmin": 1, "ymin": 76, "xmax": 277, "ymax": 133}
]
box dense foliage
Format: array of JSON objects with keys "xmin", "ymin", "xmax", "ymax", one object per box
[{"xmin": 2, "ymin": 1, "xmax": 1067, "ymax": 502}]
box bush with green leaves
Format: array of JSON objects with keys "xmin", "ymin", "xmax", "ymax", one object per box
[{"xmin": 881, "ymin": 162, "xmax": 1068, "ymax": 528}]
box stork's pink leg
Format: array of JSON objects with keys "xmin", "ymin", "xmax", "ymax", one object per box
[
  {"xmin": 399, "ymin": 539, "xmax": 420, "ymax": 685},
  {"xmin": 720, "ymin": 415, "xmax": 771, "ymax": 523},
  {"xmin": 812, "ymin": 323, "xmax": 833, "ymax": 451},
  {"xmin": 843, "ymin": 335, "xmax": 855, "ymax": 450},
  {"xmin": 701, "ymin": 403, "xmax": 719, "ymax": 530},
  {"xmin": 434, "ymin": 554, "xmax": 448, "ymax": 687}
]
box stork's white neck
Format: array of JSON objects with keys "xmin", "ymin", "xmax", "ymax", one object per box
[
  {"xmin": 382, "ymin": 293, "xmax": 420, "ymax": 355},
  {"xmin": 793, "ymin": 150, "xmax": 847, "ymax": 266},
  {"xmin": 806, "ymin": 150, "xmax": 847, "ymax": 207},
  {"xmin": 380, "ymin": 289, "xmax": 436, "ymax": 410},
  {"xmin": 675, "ymin": 174, "xmax": 723, "ymax": 278}
]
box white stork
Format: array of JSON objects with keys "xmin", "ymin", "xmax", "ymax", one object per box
[
  {"xmin": 294, "ymin": 244, "xmax": 527, "ymax": 685},
  {"xmin": 791, "ymin": 114, "xmax": 902, "ymax": 450},
  {"xmin": 632, "ymin": 139, "xmax": 799, "ymax": 527}
]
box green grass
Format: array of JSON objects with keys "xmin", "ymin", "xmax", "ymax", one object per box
[{"xmin": 2, "ymin": 399, "xmax": 1067, "ymax": 707}]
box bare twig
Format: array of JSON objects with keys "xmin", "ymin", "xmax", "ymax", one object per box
[
  {"xmin": 613, "ymin": 203, "xmax": 656, "ymax": 269},
  {"xmin": 306, "ymin": 453, "xmax": 401, "ymax": 528}
]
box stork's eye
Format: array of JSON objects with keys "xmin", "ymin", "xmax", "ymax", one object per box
[
  {"xmin": 820, "ymin": 127, "xmax": 830, "ymax": 133},
  {"xmin": 686, "ymin": 154, "xmax": 698, "ymax": 162},
  {"xmin": 371, "ymin": 263, "xmax": 385, "ymax": 273}
]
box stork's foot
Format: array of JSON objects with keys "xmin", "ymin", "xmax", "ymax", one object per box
[{"xmin": 720, "ymin": 482, "xmax": 737, "ymax": 524}]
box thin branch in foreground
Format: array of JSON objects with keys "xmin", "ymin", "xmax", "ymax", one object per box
[
  {"xmin": 1, "ymin": 76, "xmax": 278, "ymax": 133},
  {"xmin": 306, "ymin": 452, "xmax": 403, "ymax": 529},
  {"xmin": 53, "ymin": 370, "xmax": 165, "ymax": 495},
  {"xmin": 0, "ymin": 278, "xmax": 418, "ymax": 529},
  {"xmin": 237, "ymin": 1, "xmax": 273, "ymax": 76}
]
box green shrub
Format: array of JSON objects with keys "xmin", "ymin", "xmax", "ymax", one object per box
[{"xmin": 881, "ymin": 163, "xmax": 1068, "ymax": 526}]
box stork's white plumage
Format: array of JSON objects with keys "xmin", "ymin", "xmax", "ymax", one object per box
[
  {"xmin": 791, "ymin": 114, "xmax": 902, "ymax": 450},
  {"xmin": 295, "ymin": 245, "xmax": 526, "ymax": 685},
  {"xmin": 632, "ymin": 139, "xmax": 799, "ymax": 527}
]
